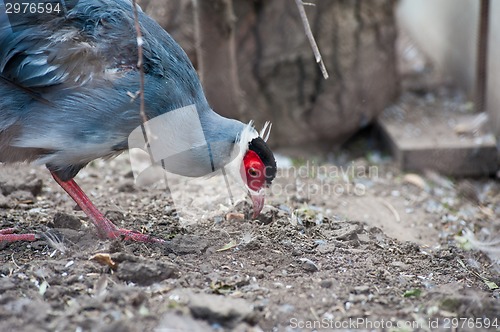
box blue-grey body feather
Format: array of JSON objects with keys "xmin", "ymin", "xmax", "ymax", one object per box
[{"xmin": 0, "ymin": 0, "xmax": 245, "ymax": 180}]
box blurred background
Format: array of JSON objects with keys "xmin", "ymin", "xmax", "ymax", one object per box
[{"xmin": 135, "ymin": 0, "xmax": 499, "ymax": 178}]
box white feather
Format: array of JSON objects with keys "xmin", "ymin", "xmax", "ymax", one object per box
[
  {"xmin": 236, "ymin": 121, "xmax": 259, "ymax": 154},
  {"xmin": 259, "ymin": 121, "xmax": 272, "ymax": 142}
]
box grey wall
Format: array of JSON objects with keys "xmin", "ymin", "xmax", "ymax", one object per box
[
  {"xmin": 487, "ymin": 0, "xmax": 500, "ymax": 138},
  {"xmin": 397, "ymin": 0, "xmax": 478, "ymax": 93},
  {"xmin": 397, "ymin": 0, "xmax": 500, "ymax": 138}
]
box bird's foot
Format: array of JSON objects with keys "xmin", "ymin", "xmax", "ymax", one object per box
[
  {"xmin": 50, "ymin": 173, "xmax": 165, "ymax": 244},
  {"xmin": 0, "ymin": 228, "xmax": 37, "ymax": 243},
  {"xmin": 100, "ymin": 225, "xmax": 165, "ymax": 243}
]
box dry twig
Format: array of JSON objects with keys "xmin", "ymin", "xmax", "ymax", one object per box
[
  {"xmin": 131, "ymin": 0, "xmax": 147, "ymax": 125},
  {"xmin": 379, "ymin": 199, "xmax": 401, "ymax": 223},
  {"xmin": 294, "ymin": 0, "xmax": 329, "ymax": 79},
  {"xmin": 130, "ymin": 1, "xmax": 175, "ymax": 214}
]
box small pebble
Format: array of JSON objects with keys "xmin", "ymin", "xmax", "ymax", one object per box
[
  {"xmin": 353, "ymin": 285, "xmax": 370, "ymax": 294},
  {"xmin": 299, "ymin": 258, "xmax": 319, "ymax": 272},
  {"xmin": 320, "ymin": 280, "xmax": 333, "ymax": 288},
  {"xmin": 226, "ymin": 213, "xmax": 245, "ymax": 222}
]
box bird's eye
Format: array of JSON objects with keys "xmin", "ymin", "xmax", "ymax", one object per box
[{"xmin": 248, "ymin": 168, "xmax": 258, "ymax": 177}]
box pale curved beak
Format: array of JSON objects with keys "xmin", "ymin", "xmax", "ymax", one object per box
[{"xmin": 250, "ymin": 189, "xmax": 266, "ymax": 218}]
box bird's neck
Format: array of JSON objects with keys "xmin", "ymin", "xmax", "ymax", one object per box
[
  {"xmin": 198, "ymin": 109, "xmax": 251, "ymax": 171},
  {"xmin": 138, "ymin": 75, "xmax": 251, "ymax": 175},
  {"xmin": 137, "ymin": 102, "xmax": 251, "ymax": 177}
]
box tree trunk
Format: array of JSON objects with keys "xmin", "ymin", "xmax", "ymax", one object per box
[
  {"xmin": 139, "ymin": 0, "xmax": 399, "ymax": 149},
  {"xmin": 232, "ymin": 0, "xmax": 399, "ymax": 149},
  {"xmin": 192, "ymin": 0, "xmax": 243, "ymax": 118}
]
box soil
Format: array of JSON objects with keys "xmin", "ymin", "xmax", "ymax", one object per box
[{"xmin": 1, "ymin": 92, "xmax": 500, "ymax": 331}]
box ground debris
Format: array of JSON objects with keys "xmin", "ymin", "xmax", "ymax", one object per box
[
  {"xmin": 169, "ymin": 289, "xmax": 256, "ymax": 328},
  {"xmin": 111, "ymin": 252, "xmax": 178, "ymax": 285},
  {"xmin": 0, "ymin": 151, "xmax": 498, "ymax": 331},
  {"xmin": 49, "ymin": 212, "xmax": 82, "ymax": 230}
]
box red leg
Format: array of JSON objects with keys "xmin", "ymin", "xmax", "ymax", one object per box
[
  {"xmin": 0, "ymin": 228, "xmax": 37, "ymax": 242},
  {"xmin": 51, "ymin": 172, "xmax": 164, "ymax": 243}
]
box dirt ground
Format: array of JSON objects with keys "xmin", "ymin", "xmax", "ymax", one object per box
[{"xmin": 1, "ymin": 92, "xmax": 500, "ymax": 331}]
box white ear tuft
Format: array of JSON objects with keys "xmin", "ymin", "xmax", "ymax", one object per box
[
  {"xmin": 237, "ymin": 121, "xmax": 258, "ymax": 153},
  {"xmin": 260, "ymin": 121, "xmax": 272, "ymax": 142}
]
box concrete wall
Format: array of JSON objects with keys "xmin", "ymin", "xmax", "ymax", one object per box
[
  {"xmin": 397, "ymin": 0, "xmax": 500, "ymax": 137},
  {"xmin": 397, "ymin": 0, "xmax": 479, "ymax": 93}
]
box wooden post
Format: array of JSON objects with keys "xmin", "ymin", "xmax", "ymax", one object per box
[
  {"xmin": 475, "ymin": 0, "xmax": 490, "ymax": 113},
  {"xmin": 192, "ymin": 0, "xmax": 243, "ymax": 118}
]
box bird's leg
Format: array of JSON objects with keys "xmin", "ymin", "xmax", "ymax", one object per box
[
  {"xmin": 51, "ymin": 172, "xmax": 164, "ymax": 243},
  {"xmin": 0, "ymin": 228, "xmax": 37, "ymax": 243}
]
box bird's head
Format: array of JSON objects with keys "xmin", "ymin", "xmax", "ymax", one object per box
[{"xmin": 239, "ymin": 125, "xmax": 277, "ymax": 218}]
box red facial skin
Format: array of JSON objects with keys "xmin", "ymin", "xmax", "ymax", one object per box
[{"xmin": 241, "ymin": 150, "xmax": 267, "ymax": 218}]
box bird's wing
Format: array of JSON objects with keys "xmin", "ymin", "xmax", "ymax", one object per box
[{"xmin": 0, "ymin": 1, "xmax": 142, "ymax": 90}]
